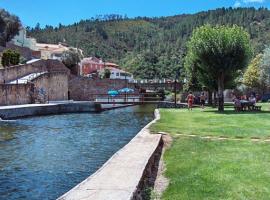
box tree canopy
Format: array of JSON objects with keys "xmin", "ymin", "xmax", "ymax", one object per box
[
  {"xmin": 0, "ymin": 9, "xmax": 21, "ymax": 46},
  {"xmin": 186, "ymin": 25, "xmax": 252, "ymax": 111}
]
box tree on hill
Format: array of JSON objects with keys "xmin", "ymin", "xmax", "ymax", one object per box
[
  {"xmin": 0, "ymin": 9, "xmax": 21, "ymax": 46},
  {"xmin": 28, "ymin": 7, "xmax": 270, "ymax": 79},
  {"xmin": 186, "ymin": 25, "xmax": 252, "ymax": 111},
  {"xmin": 61, "ymin": 48, "xmax": 83, "ymax": 74}
]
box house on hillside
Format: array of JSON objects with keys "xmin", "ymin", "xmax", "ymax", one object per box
[
  {"xmin": 36, "ymin": 43, "xmax": 69, "ymax": 60},
  {"xmin": 79, "ymin": 57, "xmax": 133, "ymax": 81},
  {"xmin": 9, "ymin": 27, "xmax": 82, "ymax": 61},
  {"xmin": 107, "ymin": 67, "xmax": 133, "ymax": 81}
]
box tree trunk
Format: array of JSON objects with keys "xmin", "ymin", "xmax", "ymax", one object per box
[
  {"xmin": 208, "ymin": 90, "xmax": 213, "ymax": 106},
  {"xmin": 214, "ymin": 91, "xmax": 217, "ymax": 107},
  {"xmin": 218, "ymin": 72, "xmax": 225, "ymax": 112}
]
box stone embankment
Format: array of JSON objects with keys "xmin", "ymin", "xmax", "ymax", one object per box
[
  {"xmin": 0, "ymin": 102, "xmax": 101, "ymax": 119},
  {"xmin": 58, "ymin": 109, "xmax": 163, "ymax": 200}
]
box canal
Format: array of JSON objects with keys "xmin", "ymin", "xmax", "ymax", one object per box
[{"xmin": 0, "ymin": 105, "xmax": 155, "ymax": 200}]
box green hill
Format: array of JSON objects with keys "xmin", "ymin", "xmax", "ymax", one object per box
[{"xmin": 28, "ymin": 7, "xmax": 270, "ymax": 79}]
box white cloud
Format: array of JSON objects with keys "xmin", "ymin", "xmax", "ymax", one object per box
[
  {"xmin": 234, "ymin": 0, "xmax": 265, "ymax": 8},
  {"xmin": 243, "ymin": 0, "xmax": 265, "ymax": 3},
  {"xmin": 234, "ymin": 1, "xmax": 241, "ymax": 7}
]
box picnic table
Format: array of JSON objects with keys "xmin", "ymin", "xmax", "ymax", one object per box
[{"xmin": 234, "ymin": 100, "xmax": 262, "ymax": 111}]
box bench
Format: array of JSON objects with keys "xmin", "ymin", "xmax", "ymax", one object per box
[{"xmin": 254, "ymin": 106, "xmax": 262, "ymax": 111}]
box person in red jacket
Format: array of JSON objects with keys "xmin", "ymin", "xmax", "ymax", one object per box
[{"xmin": 187, "ymin": 92, "xmax": 195, "ymax": 110}]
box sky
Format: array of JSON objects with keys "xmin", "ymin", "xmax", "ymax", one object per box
[{"xmin": 0, "ymin": 0, "xmax": 270, "ymax": 27}]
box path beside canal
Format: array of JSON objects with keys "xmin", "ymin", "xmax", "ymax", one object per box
[{"xmin": 58, "ymin": 110, "xmax": 162, "ymax": 200}]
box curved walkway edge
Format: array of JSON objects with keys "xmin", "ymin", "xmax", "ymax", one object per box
[{"xmin": 58, "ymin": 109, "xmax": 162, "ymax": 200}]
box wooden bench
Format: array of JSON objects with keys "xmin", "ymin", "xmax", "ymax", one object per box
[{"xmin": 253, "ymin": 106, "xmax": 262, "ymax": 111}]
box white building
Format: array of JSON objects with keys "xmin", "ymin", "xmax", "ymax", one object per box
[
  {"xmin": 107, "ymin": 67, "xmax": 133, "ymax": 82},
  {"xmin": 11, "ymin": 27, "xmax": 82, "ymax": 61},
  {"xmin": 11, "ymin": 28, "xmax": 37, "ymax": 50}
]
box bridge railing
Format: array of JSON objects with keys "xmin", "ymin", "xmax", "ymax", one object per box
[{"xmin": 89, "ymin": 93, "xmax": 163, "ymax": 104}]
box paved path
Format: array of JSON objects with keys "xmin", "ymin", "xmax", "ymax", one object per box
[
  {"xmin": 58, "ymin": 110, "xmax": 162, "ymax": 200},
  {"xmin": 158, "ymin": 132, "xmax": 270, "ymax": 143}
]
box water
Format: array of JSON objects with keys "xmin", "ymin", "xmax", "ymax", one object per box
[{"xmin": 0, "ymin": 105, "xmax": 155, "ymax": 200}]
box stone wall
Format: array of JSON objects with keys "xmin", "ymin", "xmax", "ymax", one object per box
[
  {"xmin": 0, "ymin": 72, "xmax": 69, "ymax": 106},
  {"xmin": 0, "ymin": 59, "xmax": 69, "ymax": 84},
  {"xmin": 0, "ymin": 83, "xmax": 33, "ymax": 106},
  {"xmin": 69, "ymin": 76, "xmax": 135, "ymax": 101},
  {"xmin": 32, "ymin": 72, "xmax": 69, "ymax": 101}
]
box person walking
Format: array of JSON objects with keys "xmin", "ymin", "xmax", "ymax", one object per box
[
  {"xmin": 187, "ymin": 92, "xmax": 195, "ymax": 110},
  {"xmin": 200, "ymin": 92, "xmax": 206, "ymax": 109}
]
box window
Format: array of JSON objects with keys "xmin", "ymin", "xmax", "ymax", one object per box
[{"xmin": 116, "ymin": 73, "xmax": 119, "ymax": 76}]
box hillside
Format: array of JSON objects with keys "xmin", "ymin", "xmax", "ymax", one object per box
[{"xmin": 28, "ymin": 7, "xmax": 270, "ymax": 79}]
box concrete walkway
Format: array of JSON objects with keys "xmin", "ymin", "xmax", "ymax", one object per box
[
  {"xmin": 0, "ymin": 101, "xmax": 99, "ymax": 119},
  {"xmin": 58, "ymin": 110, "xmax": 162, "ymax": 200}
]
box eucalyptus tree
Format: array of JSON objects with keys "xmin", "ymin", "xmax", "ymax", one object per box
[{"xmin": 186, "ymin": 25, "xmax": 252, "ymax": 111}]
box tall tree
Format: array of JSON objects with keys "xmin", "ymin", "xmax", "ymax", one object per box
[
  {"xmin": 0, "ymin": 9, "xmax": 21, "ymax": 46},
  {"xmin": 186, "ymin": 25, "xmax": 252, "ymax": 111},
  {"xmin": 260, "ymin": 47, "xmax": 270, "ymax": 93},
  {"xmin": 243, "ymin": 54, "xmax": 262, "ymax": 90}
]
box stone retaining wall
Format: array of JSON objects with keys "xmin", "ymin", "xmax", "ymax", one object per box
[
  {"xmin": 0, "ymin": 59, "xmax": 69, "ymax": 83},
  {"xmin": 32, "ymin": 72, "xmax": 69, "ymax": 101},
  {"xmin": 69, "ymin": 76, "xmax": 135, "ymax": 101},
  {"xmin": 0, "ymin": 83, "xmax": 33, "ymax": 106}
]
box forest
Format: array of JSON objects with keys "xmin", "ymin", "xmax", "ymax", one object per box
[{"xmin": 28, "ymin": 7, "xmax": 270, "ymax": 79}]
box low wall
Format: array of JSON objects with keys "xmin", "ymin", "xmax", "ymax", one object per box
[
  {"xmin": 58, "ymin": 109, "xmax": 162, "ymax": 200},
  {"xmin": 0, "ymin": 83, "xmax": 33, "ymax": 106},
  {"xmin": 69, "ymin": 76, "xmax": 135, "ymax": 101},
  {"xmin": 0, "ymin": 102, "xmax": 101, "ymax": 119}
]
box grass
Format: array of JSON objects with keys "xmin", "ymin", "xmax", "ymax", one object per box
[
  {"xmin": 162, "ymin": 138, "xmax": 270, "ymax": 200},
  {"xmin": 151, "ymin": 103, "xmax": 270, "ymax": 138},
  {"xmin": 151, "ymin": 103, "xmax": 270, "ymax": 200}
]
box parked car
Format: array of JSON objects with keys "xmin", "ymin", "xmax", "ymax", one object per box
[{"xmin": 261, "ymin": 94, "xmax": 270, "ymax": 102}]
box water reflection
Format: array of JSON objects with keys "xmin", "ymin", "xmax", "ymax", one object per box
[{"xmin": 0, "ymin": 105, "xmax": 155, "ymax": 200}]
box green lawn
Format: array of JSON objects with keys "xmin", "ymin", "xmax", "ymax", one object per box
[
  {"xmin": 162, "ymin": 138, "xmax": 270, "ymax": 200},
  {"xmin": 151, "ymin": 103, "xmax": 270, "ymax": 200},
  {"xmin": 152, "ymin": 103, "xmax": 270, "ymax": 138}
]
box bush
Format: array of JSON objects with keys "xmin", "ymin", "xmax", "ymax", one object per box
[
  {"xmin": 104, "ymin": 68, "xmax": 111, "ymax": 78},
  {"xmin": 1, "ymin": 49, "xmax": 20, "ymax": 67}
]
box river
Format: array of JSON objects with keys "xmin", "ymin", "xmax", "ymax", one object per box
[{"xmin": 0, "ymin": 105, "xmax": 155, "ymax": 200}]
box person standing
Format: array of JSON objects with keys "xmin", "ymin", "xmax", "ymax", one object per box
[
  {"xmin": 187, "ymin": 92, "xmax": 195, "ymax": 110},
  {"xmin": 200, "ymin": 92, "xmax": 206, "ymax": 109}
]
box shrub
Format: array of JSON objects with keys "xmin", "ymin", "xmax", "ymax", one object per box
[{"xmin": 1, "ymin": 49, "xmax": 20, "ymax": 67}]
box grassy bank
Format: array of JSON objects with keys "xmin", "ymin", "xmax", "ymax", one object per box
[
  {"xmin": 151, "ymin": 103, "xmax": 270, "ymax": 199},
  {"xmin": 152, "ymin": 104, "xmax": 270, "ymax": 138}
]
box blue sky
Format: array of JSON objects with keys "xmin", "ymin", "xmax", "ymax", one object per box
[{"xmin": 0, "ymin": 0, "xmax": 270, "ymax": 27}]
